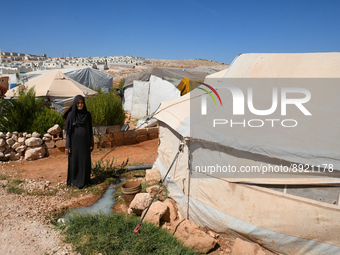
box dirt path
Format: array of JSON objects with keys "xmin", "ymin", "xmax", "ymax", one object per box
[{"xmin": 0, "ymin": 139, "xmax": 158, "ymax": 255}]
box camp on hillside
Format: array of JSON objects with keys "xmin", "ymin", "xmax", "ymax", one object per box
[
  {"xmin": 5, "ymin": 70, "xmax": 97, "ymax": 114},
  {"xmin": 151, "ymin": 53, "xmax": 340, "ymax": 255},
  {"xmin": 122, "ymin": 67, "xmax": 217, "ymax": 119},
  {"xmin": 19, "ymin": 67, "xmax": 113, "ymax": 91}
]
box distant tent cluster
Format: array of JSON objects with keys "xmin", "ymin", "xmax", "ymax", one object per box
[{"xmin": 122, "ymin": 67, "xmax": 217, "ymax": 118}]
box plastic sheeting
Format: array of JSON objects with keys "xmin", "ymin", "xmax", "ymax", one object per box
[
  {"xmin": 19, "ymin": 67, "xmax": 113, "ymax": 90},
  {"xmin": 123, "ymin": 67, "xmax": 218, "ymax": 89}
]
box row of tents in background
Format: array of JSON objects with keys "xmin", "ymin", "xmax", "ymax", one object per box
[{"xmin": 4, "ymin": 66, "xmax": 219, "ymax": 118}]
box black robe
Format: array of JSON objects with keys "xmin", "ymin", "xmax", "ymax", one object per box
[{"xmin": 65, "ymin": 109, "xmax": 94, "ymax": 189}]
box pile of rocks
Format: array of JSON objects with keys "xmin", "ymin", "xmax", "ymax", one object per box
[
  {"xmin": 128, "ymin": 195, "xmax": 217, "ymax": 254},
  {"xmin": 0, "ymin": 124, "xmax": 63, "ymax": 162}
]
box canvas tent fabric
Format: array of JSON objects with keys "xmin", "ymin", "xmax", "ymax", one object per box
[
  {"xmin": 152, "ymin": 53, "xmax": 340, "ymax": 254},
  {"xmin": 5, "ymin": 71, "xmax": 97, "ymax": 114},
  {"xmin": 19, "ymin": 67, "xmax": 113, "ymax": 90},
  {"xmin": 129, "ymin": 75, "xmax": 181, "ymax": 118}
]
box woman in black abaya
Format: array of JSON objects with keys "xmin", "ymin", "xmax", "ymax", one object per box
[{"xmin": 65, "ymin": 95, "xmax": 94, "ymax": 189}]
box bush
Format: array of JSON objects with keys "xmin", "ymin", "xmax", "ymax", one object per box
[
  {"xmin": 0, "ymin": 88, "xmax": 44, "ymax": 133},
  {"xmin": 29, "ymin": 107, "xmax": 64, "ymax": 135},
  {"xmin": 0, "ymin": 88, "xmax": 64, "ymax": 134},
  {"xmin": 86, "ymin": 90, "xmax": 125, "ymax": 127},
  {"xmin": 118, "ymin": 78, "xmax": 124, "ymax": 91}
]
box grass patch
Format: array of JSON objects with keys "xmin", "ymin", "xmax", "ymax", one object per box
[
  {"xmin": 0, "ymin": 173, "xmax": 9, "ymax": 180},
  {"xmin": 91, "ymin": 158, "xmax": 129, "ymax": 183},
  {"xmin": 6, "ymin": 179, "xmax": 25, "ymax": 194},
  {"xmin": 58, "ymin": 213, "xmax": 198, "ymax": 255}
]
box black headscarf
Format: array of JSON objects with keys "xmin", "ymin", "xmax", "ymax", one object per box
[{"xmin": 65, "ymin": 95, "xmax": 88, "ymax": 134}]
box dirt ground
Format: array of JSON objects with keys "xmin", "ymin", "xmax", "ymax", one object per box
[{"xmin": 0, "ymin": 139, "xmax": 159, "ymax": 255}]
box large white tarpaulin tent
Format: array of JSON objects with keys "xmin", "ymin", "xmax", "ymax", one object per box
[
  {"xmin": 152, "ymin": 53, "xmax": 340, "ymax": 254},
  {"xmin": 5, "ymin": 70, "xmax": 97, "ymax": 114},
  {"xmin": 19, "ymin": 67, "xmax": 113, "ymax": 91}
]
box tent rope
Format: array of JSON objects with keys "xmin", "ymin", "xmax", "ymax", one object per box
[{"xmin": 122, "ymin": 140, "xmax": 185, "ymax": 254}]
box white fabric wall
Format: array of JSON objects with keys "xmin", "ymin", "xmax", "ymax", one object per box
[
  {"xmin": 131, "ymin": 80, "xmax": 150, "ymax": 119},
  {"xmin": 148, "ymin": 75, "xmax": 181, "ymax": 115},
  {"xmin": 122, "ymin": 86, "xmax": 133, "ymax": 112}
]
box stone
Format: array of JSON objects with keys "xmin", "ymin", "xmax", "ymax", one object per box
[
  {"xmin": 163, "ymin": 198, "xmax": 178, "ymax": 222},
  {"xmin": 32, "ymin": 132, "xmax": 41, "ymax": 138},
  {"xmin": 63, "ymin": 130, "xmax": 67, "ymax": 139},
  {"xmin": 23, "ymin": 132, "xmax": 27, "ymax": 137},
  {"xmin": 146, "ymin": 185, "xmax": 166, "ymax": 201},
  {"xmin": 44, "ymin": 133, "xmax": 52, "ymax": 138},
  {"xmin": 107, "ymin": 125, "xmax": 121, "ymax": 134},
  {"xmin": 55, "ymin": 139, "xmax": 66, "ymax": 148},
  {"xmin": 15, "ymin": 145, "xmax": 27, "ymax": 153},
  {"xmin": 25, "ymin": 137, "xmax": 43, "ymax": 147},
  {"xmin": 113, "ymin": 132, "xmax": 124, "ymax": 140},
  {"xmin": 47, "ymin": 124, "xmax": 62, "ymax": 135},
  {"xmin": 44, "ymin": 140, "xmax": 55, "ymax": 149},
  {"xmin": 11, "ymin": 142, "xmax": 21, "ymax": 150},
  {"xmin": 42, "ymin": 137, "xmax": 51, "ymax": 141},
  {"xmin": 231, "ymin": 238, "xmax": 269, "ymax": 255},
  {"xmin": 184, "ymin": 235, "xmax": 217, "ymax": 254},
  {"xmin": 93, "ymin": 126, "xmax": 107, "ymax": 135},
  {"xmin": 12, "ymin": 131, "xmax": 18, "ymax": 135},
  {"xmin": 0, "ymin": 138, "xmax": 5, "ymax": 147},
  {"xmin": 18, "ymin": 137, "xmax": 26, "ymax": 144},
  {"xmin": 11, "ymin": 134, "xmax": 18, "ymax": 142},
  {"xmin": 6, "ymin": 132, "xmax": 12, "ymax": 138},
  {"xmin": 0, "ymin": 146, "xmax": 5, "ymax": 152},
  {"xmin": 174, "ymin": 219, "xmax": 217, "ymax": 254},
  {"xmin": 5, "ymin": 151, "xmax": 15, "ymax": 158},
  {"xmin": 136, "ymin": 135, "xmax": 148, "ymax": 143},
  {"xmin": 0, "ymin": 132, "xmax": 5, "ymax": 138},
  {"xmin": 10, "ymin": 153, "xmax": 20, "ymax": 161},
  {"xmin": 141, "ymin": 201, "xmax": 169, "ymax": 226},
  {"xmin": 146, "ymin": 169, "xmax": 162, "ymax": 185},
  {"xmin": 0, "ymin": 152, "xmax": 4, "ymax": 158},
  {"xmin": 6, "ymin": 138, "xmax": 15, "ymax": 146},
  {"xmin": 24, "ymin": 146, "xmax": 45, "ymax": 160},
  {"xmin": 26, "ymin": 134, "xmax": 32, "ymax": 138},
  {"xmin": 128, "ymin": 193, "xmax": 152, "ymax": 215}
]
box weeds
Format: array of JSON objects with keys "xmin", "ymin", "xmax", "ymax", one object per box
[
  {"xmin": 57, "ymin": 213, "xmax": 198, "ymax": 255},
  {"xmin": 6, "ymin": 179, "xmax": 25, "ymax": 194},
  {"xmin": 91, "ymin": 157, "xmax": 129, "ymax": 183}
]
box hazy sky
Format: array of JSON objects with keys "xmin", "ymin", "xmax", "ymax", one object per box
[{"xmin": 1, "ymin": 0, "xmax": 339, "ymax": 64}]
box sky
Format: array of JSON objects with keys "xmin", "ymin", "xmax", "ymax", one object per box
[{"xmin": 1, "ymin": 0, "xmax": 339, "ymax": 64}]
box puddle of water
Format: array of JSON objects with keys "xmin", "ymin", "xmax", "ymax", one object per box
[{"xmin": 59, "ymin": 179, "xmax": 122, "ymax": 222}]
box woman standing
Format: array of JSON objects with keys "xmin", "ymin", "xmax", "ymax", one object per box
[{"xmin": 65, "ymin": 95, "xmax": 94, "ymax": 188}]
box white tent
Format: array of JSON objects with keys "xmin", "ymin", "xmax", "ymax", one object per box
[
  {"xmin": 152, "ymin": 53, "xmax": 340, "ymax": 254},
  {"xmin": 125, "ymin": 75, "xmax": 181, "ymax": 118},
  {"xmin": 5, "ymin": 70, "xmax": 97, "ymax": 113}
]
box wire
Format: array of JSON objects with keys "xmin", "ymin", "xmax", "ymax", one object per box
[{"xmin": 122, "ymin": 141, "xmax": 184, "ymax": 255}]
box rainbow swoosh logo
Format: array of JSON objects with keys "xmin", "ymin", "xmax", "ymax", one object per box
[{"xmin": 198, "ymin": 82, "xmax": 223, "ymax": 106}]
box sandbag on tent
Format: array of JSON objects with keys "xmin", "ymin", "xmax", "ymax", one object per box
[
  {"xmin": 152, "ymin": 53, "xmax": 340, "ymax": 255},
  {"xmin": 19, "ymin": 67, "xmax": 113, "ymax": 91},
  {"xmin": 5, "ymin": 70, "xmax": 97, "ymax": 114}
]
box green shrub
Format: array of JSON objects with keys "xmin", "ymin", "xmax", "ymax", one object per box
[
  {"xmin": 29, "ymin": 107, "xmax": 64, "ymax": 135},
  {"xmin": 0, "ymin": 88, "xmax": 64, "ymax": 134},
  {"xmin": 86, "ymin": 90, "xmax": 125, "ymax": 127},
  {"xmin": 0, "ymin": 88, "xmax": 44, "ymax": 132},
  {"xmin": 118, "ymin": 78, "xmax": 124, "ymax": 91}
]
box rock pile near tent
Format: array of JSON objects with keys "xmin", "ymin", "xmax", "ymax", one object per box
[{"xmin": 0, "ymin": 124, "xmax": 63, "ymax": 162}]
